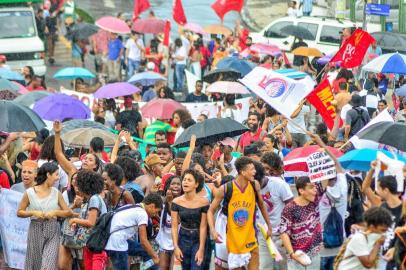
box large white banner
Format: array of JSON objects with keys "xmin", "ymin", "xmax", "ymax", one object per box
[
  {"xmin": 0, "ymin": 189, "xmax": 29, "ymax": 270},
  {"xmin": 240, "ymin": 67, "xmax": 312, "ymax": 118},
  {"xmin": 60, "ymin": 88, "xmax": 95, "ymax": 108}
]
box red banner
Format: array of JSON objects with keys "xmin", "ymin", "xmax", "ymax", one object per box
[
  {"xmin": 173, "ymin": 0, "xmax": 187, "ymax": 25},
  {"xmin": 330, "ymin": 28, "xmax": 375, "ymax": 68},
  {"xmin": 163, "ymin": 20, "xmax": 171, "ymax": 47},
  {"xmin": 211, "ymin": 0, "xmax": 244, "ymax": 21},
  {"xmin": 133, "ymin": 0, "xmax": 150, "ymax": 20},
  {"xmin": 306, "ymin": 79, "xmax": 342, "ymax": 130}
]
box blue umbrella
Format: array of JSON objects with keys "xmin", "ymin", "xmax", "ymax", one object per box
[
  {"xmin": 128, "ymin": 71, "xmax": 167, "ymax": 86},
  {"xmin": 362, "ymin": 53, "xmax": 406, "ymax": 74},
  {"xmin": 216, "ymin": 57, "xmax": 256, "ymax": 76},
  {"xmin": 338, "ymin": 148, "xmax": 406, "ymax": 171},
  {"xmin": 0, "ymin": 78, "xmax": 19, "ymax": 92},
  {"xmin": 0, "ymin": 68, "xmax": 24, "ymax": 81},
  {"xmin": 275, "ymin": 69, "xmax": 307, "ymax": 79},
  {"xmin": 53, "ymin": 67, "xmax": 95, "ymax": 80}
]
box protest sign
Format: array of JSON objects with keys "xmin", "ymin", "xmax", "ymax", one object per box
[
  {"xmin": 306, "ymin": 151, "xmax": 336, "ymax": 182},
  {"xmin": 240, "ymin": 67, "xmax": 312, "ymax": 118},
  {"xmin": 60, "ymin": 88, "xmax": 95, "ymax": 108},
  {"xmin": 0, "ymin": 189, "xmax": 29, "ymax": 270}
]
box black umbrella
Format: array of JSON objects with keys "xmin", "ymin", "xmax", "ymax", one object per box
[
  {"xmin": 280, "ymin": 25, "xmax": 314, "ymax": 40},
  {"xmin": 357, "ymin": 122, "xmax": 406, "ymax": 152},
  {"xmin": 0, "ymin": 100, "xmax": 46, "ymax": 132},
  {"xmin": 67, "ymin": 23, "xmax": 99, "ymax": 41},
  {"xmin": 203, "ymin": 68, "xmax": 242, "ymax": 84},
  {"xmin": 173, "ymin": 118, "xmax": 248, "ymax": 148},
  {"xmin": 14, "ymin": 91, "xmax": 51, "ymax": 107}
]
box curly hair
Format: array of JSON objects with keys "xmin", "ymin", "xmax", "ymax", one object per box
[
  {"xmin": 173, "ymin": 109, "xmax": 191, "ymax": 124},
  {"xmin": 182, "ymin": 169, "xmax": 204, "ymax": 193},
  {"xmin": 35, "ymin": 162, "xmax": 59, "ymax": 185},
  {"xmin": 363, "ymin": 206, "xmax": 393, "ymax": 227},
  {"xmin": 103, "ymin": 163, "xmax": 124, "ymax": 187},
  {"xmin": 261, "ymin": 152, "xmax": 283, "ymax": 172},
  {"xmin": 76, "ymin": 170, "xmax": 104, "ymax": 196}
]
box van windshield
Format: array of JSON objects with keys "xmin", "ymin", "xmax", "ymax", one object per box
[{"xmin": 0, "ymin": 10, "xmax": 36, "ymax": 38}]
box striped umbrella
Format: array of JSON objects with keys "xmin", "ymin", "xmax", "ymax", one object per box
[{"xmin": 362, "ymin": 53, "xmax": 406, "ymax": 74}]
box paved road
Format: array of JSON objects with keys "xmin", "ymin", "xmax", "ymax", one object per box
[{"xmin": 46, "ymin": 0, "xmax": 240, "ymax": 90}]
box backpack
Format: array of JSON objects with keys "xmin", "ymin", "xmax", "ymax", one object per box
[
  {"xmin": 333, "ymin": 232, "xmax": 368, "ymax": 270},
  {"xmin": 221, "ymin": 180, "xmax": 259, "ymax": 217},
  {"xmin": 345, "ymin": 175, "xmax": 364, "ymax": 237},
  {"xmin": 323, "ymin": 197, "xmax": 344, "ymax": 248},
  {"xmin": 349, "ymin": 107, "xmax": 368, "ymax": 137},
  {"xmin": 86, "ymin": 204, "xmax": 140, "ymax": 253}
]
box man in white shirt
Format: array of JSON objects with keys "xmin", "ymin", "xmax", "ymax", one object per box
[
  {"xmin": 259, "ymin": 152, "xmax": 294, "ymax": 270},
  {"xmin": 105, "ymin": 193, "xmax": 163, "ymax": 269},
  {"xmin": 288, "ymin": 102, "xmax": 310, "ymax": 148},
  {"xmin": 126, "ymin": 31, "xmax": 145, "ymax": 78}
]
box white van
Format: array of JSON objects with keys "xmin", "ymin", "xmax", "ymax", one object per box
[
  {"xmin": 0, "ymin": 3, "xmax": 46, "ymax": 76},
  {"xmin": 250, "ymin": 16, "xmax": 381, "ymax": 55}
]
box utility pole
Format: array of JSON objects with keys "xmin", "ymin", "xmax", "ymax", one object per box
[
  {"xmin": 380, "ymin": 0, "xmax": 386, "ymax": 31},
  {"xmin": 400, "ymin": 0, "xmax": 405, "ymax": 33},
  {"xmin": 362, "ymin": 0, "xmax": 367, "ymax": 30},
  {"xmin": 350, "ymin": 0, "xmax": 356, "ymax": 22}
]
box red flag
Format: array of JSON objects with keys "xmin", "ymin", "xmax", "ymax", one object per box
[
  {"xmin": 211, "ymin": 0, "xmax": 244, "ymax": 21},
  {"xmin": 173, "ymin": 0, "xmax": 187, "ymax": 25},
  {"xmin": 282, "ymin": 51, "xmax": 290, "ymax": 67},
  {"xmin": 133, "ymin": 0, "xmax": 150, "ymax": 20},
  {"xmin": 163, "ymin": 20, "xmax": 171, "ymax": 47},
  {"xmin": 306, "ymin": 79, "xmax": 343, "ymax": 130},
  {"xmin": 330, "ymin": 28, "xmax": 375, "ymax": 68}
]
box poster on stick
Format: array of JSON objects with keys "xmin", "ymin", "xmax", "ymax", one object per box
[{"xmin": 306, "ymin": 151, "xmax": 336, "ymax": 182}]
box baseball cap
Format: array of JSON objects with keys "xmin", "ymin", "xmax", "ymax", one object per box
[
  {"xmin": 219, "ymin": 137, "xmax": 235, "ymax": 148},
  {"xmin": 144, "ymin": 154, "xmax": 165, "ymax": 167},
  {"xmin": 350, "ymin": 94, "xmax": 362, "ymax": 107}
]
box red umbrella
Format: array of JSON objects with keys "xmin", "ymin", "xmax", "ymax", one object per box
[
  {"xmin": 283, "ymin": 145, "xmax": 343, "ymax": 177},
  {"xmin": 140, "ymin": 99, "xmax": 185, "ymax": 119},
  {"xmin": 132, "ymin": 18, "xmax": 166, "ymax": 34},
  {"xmin": 95, "ymin": 16, "xmax": 130, "ymax": 34}
]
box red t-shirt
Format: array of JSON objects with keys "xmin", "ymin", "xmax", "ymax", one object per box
[
  {"xmin": 0, "ymin": 171, "xmax": 10, "ymax": 189},
  {"xmin": 239, "ymin": 128, "xmax": 265, "ymax": 151}
]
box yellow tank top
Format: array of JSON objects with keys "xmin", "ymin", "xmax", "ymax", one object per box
[{"xmin": 226, "ymin": 181, "xmax": 257, "ymax": 254}]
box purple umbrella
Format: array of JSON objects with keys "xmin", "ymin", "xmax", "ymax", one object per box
[
  {"xmin": 94, "ymin": 82, "xmax": 141, "ymax": 99},
  {"xmin": 317, "ymin": 54, "xmax": 332, "ymax": 65},
  {"xmin": 33, "ymin": 93, "xmax": 91, "ymax": 121}
]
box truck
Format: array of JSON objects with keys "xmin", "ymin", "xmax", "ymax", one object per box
[{"xmin": 0, "ymin": 0, "xmax": 46, "ymax": 76}]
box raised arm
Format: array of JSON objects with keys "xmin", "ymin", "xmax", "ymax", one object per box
[
  {"xmin": 181, "ymin": 135, "xmax": 196, "ymax": 174},
  {"xmin": 53, "ymin": 121, "xmax": 77, "ymax": 177},
  {"xmin": 361, "ymin": 162, "xmax": 381, "ymax": 207}
]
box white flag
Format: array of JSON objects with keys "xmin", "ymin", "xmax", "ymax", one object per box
[{"xmin": 240, "ymin": 67, "xmax": 312, "ymax": 118}]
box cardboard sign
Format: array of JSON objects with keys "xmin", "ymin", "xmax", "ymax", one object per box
[
  {"xmin": 0, "ymin": 189, "xmax": 29, "ymax": 270},
  {"xmin": 306, "ymin": 151, "xmax": 336, "ymax": 182}
]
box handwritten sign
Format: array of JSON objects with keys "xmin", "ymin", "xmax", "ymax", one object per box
[
  {"xmin": 0, "ymin": 189, "xmax": 29, "ymax": 270},
  {"xmin": 306, "ymin": 151, "xmax": 336, "ymax": 182}
]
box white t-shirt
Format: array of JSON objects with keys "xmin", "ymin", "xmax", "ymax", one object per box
[
  {"xmin": 105, "ymin": 206, "xmax": 148, "ymax": 251},
  {"xmin": 287, "ymin": 7, "xmax": 298, "ymax": 17},
  {"xmin": 38, "ymin": 159, "xmax": 68, "ymax": 192},
  {"xmin": 288, "ymin": 105, "xmax": 310, "ymax": 134},
  {"xmin": 174, "ymin": 46, "xmax": 187, "ymax": 65},
  {"xmin": 258, "ymin": 176, "xmax": 293, "ymax": 234},
  {"xmin": 337, "ymin": 232, "xmax": 382, "ymax": 270},
  {"xmin": 126, "ymin": 38, "xmax": 144, "ymax": 61}
]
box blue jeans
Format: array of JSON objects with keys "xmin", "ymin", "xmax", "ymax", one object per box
[
  {"xmin": 178, "ymin": 228, "xmax": 204, "ymax": 270},
  {"xmin": 303, "ymin": 11, "xmax": 311, "ymax": 16},
  {"xmin": 127, "ymin": 59, "xmax": 140, "ymax": 78},
  {"xmin": 320, "ymin": 256, "xmax": 335, "ymax": 270},
  {"xmin": 127, "ymin": 239, "xmax": 159, "ymax": 270},
  {"xmin": 107, "ymin": 250, "xmax": 129, "ymax": 270},
  {"xmin": 175, "ymin": 64, "xmax": 186, "ymax": 91}
]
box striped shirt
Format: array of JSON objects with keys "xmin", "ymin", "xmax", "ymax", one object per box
[{"xmin": 143, "ymin": 120, "xmax": 173, "ymax": 145}]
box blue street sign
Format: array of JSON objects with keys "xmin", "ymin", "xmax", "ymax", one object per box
[{"xmin": 365, "ymin": 3, "xmax": 390, "ymax": 16}]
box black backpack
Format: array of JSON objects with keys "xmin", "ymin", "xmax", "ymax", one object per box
[
  {"xmin": 323, "ymin": 197, "xmax": 344, "ymax": 248},
  {"xmin": 349, "ymin": 107, "xmax": 368, "ymax": 136},
  {"xmin": 221, "ymin": 180, "xmax": 259, "ymax": 217},
  {"xmin": 345, "ymin": 174, "xmax": 364, "ymax": 236},
  {"xmin": 86, "ymin": 204, "xmax": 140, "ymax": 253}
]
